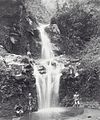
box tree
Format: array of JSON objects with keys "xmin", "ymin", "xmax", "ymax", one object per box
[{"xmin": 51, "ymin": 1, "xmax": 98, "ymax": 55}]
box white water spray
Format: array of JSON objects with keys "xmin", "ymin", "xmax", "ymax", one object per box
[
  {"xmin": 39, "ymin": 24, "xmax": 54, "ymax": 59},
  {"xmin": 34, "ymin": 24, "xmax": 63, "ymax": 109}
]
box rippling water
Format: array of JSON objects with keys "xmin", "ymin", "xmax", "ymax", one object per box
[
  {"xmin": 0, "ymin": 107, "xmax": 84, "ymax": 120},
  {"xmin": 0, "ymin": 108, "xmax": 68, "ymax": 120},
  {"xmin": 19, "ymin": 107, "xmax": 68, "ymax": 120}
]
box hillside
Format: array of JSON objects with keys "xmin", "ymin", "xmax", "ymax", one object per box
[{"xmin": 0, "ymin": 0, "xmax": 100, "ymax": 118}]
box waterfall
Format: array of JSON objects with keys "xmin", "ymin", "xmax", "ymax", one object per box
[
  {"xmin": 39, "ymin": 24, "xmax": 54, "ymax": 59},
  {"xmin": 34, "ymin": 24, "xmax": 62, "ymax": 109}
]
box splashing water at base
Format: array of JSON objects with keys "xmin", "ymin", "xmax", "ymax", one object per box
[
  {"xmin": 16, "ymin": 107, "xmax": 68, "ymax": 120},
  {"xmin": 36, "ymin": 107, "xmax": 67, "ymax": 113},
  {"xmin": 34, "ymin": 24, "xmax": 63, "ymax": 109}
]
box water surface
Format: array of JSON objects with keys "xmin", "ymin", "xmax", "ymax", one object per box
[{"xmin": 20, "ymin": 107, "xmax": 68, "ymax": 120}]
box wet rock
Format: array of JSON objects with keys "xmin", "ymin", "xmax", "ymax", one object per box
[
  {"xmin": 0, "ymin": 45, "xmax": 9, "ymax": 56},
  {"xmin": 65, "ymin": 107, "xmax": 84, "ymax": 117},
  {"xmin": 97, "ymin": 117, "xmax": 100, "ymax": 120},
  {"xmin": 38, "ymin": 65, "xmax": 46, "ymax": 74},
  {"xmin": 51, "ymin": 24, "xmax": 60, "ymax": 34},
  {"xmin": 21, "ymin": 57, "xmax": 30, "ymax": 64},
  {"xmin": 83, "ymin": 101, "xmax": 100, "ymax": 109},
  {"xmin": 88, "ymin": 116, "xmax": 92, "ymax": 118}
]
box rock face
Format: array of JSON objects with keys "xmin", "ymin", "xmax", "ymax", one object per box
[
  {"xmin": 0, "ymin": 0, "xmax": 41, "ymax": 116},
  {"xmin": 0, "ymin": 54, "xmax": 38, "ymax": 117},
  {"xmin": 0, "ymin": 0, "xmax": 41, "ymax": 58},
  {"xmin": 59, "ymin": 63, "xmax": 100, "ymax": 107}
]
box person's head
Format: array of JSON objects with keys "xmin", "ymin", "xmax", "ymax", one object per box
[
  {"xmin": 75, "ymin": 91, "xmax": 78, "ymax": 94},
  {"xmin": 29, "ymin": 93, "xmax": 31, "ymax": 96},
  {"xmin": 69, "ymin": 65, "xmax": 72, "ymax": 68}
]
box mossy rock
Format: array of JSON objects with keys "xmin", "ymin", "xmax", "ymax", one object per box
[{"xmin": 65, "ymin": 107, "xmax": 84, "ymax": 117}]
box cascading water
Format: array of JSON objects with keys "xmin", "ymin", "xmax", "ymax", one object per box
[
  {"xmin": 39, "ymin": 24, "xmax": 54, "ymax": 59},
  {"xmin": 34, "ymin": 24, "xmax": 63, "ymax": 109}
]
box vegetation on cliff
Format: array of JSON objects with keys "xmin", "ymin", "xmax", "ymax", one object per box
[
  {"xmin": 50, "ymin": 0, "xmax": 100, "ymax": 107},
  {"xmin": 0, "ymin": 0, "xmax": 40, "ymax": 58},
  {"xmin": 0, "ymin": 0, "xmax": 100, "ymax": 117},
  {"xmin": 0, "ymin": 54, "xmax": 38, "ymax": 117},
  {"xmin": 51, "ymin": 0, "xmax": 99, "ymax": 56},
  {"xmin": 0, "ymin": 0, "xmax": 39, "ymax": 117}
]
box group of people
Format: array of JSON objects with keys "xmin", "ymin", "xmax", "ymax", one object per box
[
  {"xmin": 14, "ymin": 46, "xmax": 80, "ymax": 117},
  {"xmin": 14, "ymin": 93, "xmax": 34, "ymax": 117},
  {"xmin": 14, "ymin": 44, "xmax": 35, "ymax": 116}
]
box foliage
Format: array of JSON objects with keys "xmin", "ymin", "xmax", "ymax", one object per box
[
  {"xmin": 59, "ymin": 65, "xmax": 100, "ymax": 106},
  {"xmin": 51, "ymin": 1, "xmax": 99, "ymax": 55},
  {"xmin": 25, "ymin": 0, "xmax": 51, "ymax": 23},
  {"xmin": 0, "ymin": 57, "xmax": 38, "ymax": 116},
  {"xmin": 0, "ymin": 0, "xmax": 40, "ymax": 58}
]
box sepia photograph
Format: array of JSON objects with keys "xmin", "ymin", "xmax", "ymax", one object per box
[{"xmin": 0, "ymin": 0, "xmax": 100, "ymax": 120}]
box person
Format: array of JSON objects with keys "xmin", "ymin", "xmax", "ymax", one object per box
[
  {"xmin": 73, "ymin": 92, "xmax": 80, "ymax": 107},
  {"xmin": 28, "ymin": 93, "xmax": 33, "ymax": 111},
  {"xmin": 68, "ymin": 65, "xmax": 75, "ymax": 78},
  {"xmin": 26, "ymin": 43, "xmax": 31, "ymax": 57},
  {"xmin": 14, "ymin": 104, "xmax": 24, "ymax": 117},
  {"xmin": 27, "ymin": 51, "xmax": 32, "ymax": 58}
]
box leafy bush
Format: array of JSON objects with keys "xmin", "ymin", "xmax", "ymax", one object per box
[
  {"xmin": 51, "ymin": 1, "xmax": 98, "ymax": 55},
  {"xmin": 0, "ymin": 0, "xmax": 40, "ymax": 58},
  {"xmin": 0, "ymin": 58, "xmax": 38, "ymax": 116},
  {"xmin": 59, "ymin": 65, "xmax": 100, "ymax": 105}
]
